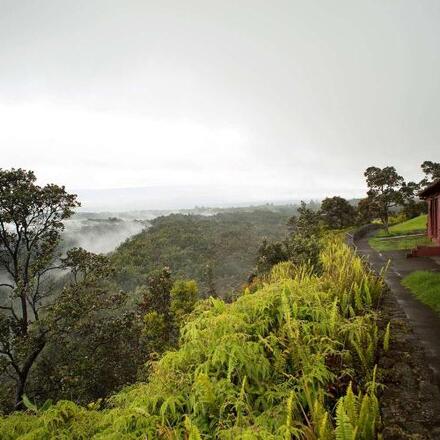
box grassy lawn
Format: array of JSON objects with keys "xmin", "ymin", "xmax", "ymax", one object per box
[
  {"xmin": 402, "ymin": 271, "xmax": 440, "ymax": 315},
  {"xmin": 376, "ymin": 214, "xmax": 427, "ymax": 237},
  {"xmin": 369, "ymin": 214, "xmax": 429, "ymax": 251},
  {"xmin": 369, "ymin": 234, "xmax": 432, "ymax": 252}
]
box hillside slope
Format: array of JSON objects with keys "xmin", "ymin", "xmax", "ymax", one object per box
[
  {"xmin": 111, "ymin": 210, "xmax": 292, "ymax": 296},
  {"xmin": 0, "ymin": 238, "xmax": 384, "ymax": 439}
]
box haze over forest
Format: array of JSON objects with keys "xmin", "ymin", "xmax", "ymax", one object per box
[{"xmin": 1, "ymin": 0, "xmax": 440, "ymax": 211}]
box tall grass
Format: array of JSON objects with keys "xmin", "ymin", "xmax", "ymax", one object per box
[{"xmin": 0, "ymin": 237, "xmax": 385, "ymax": 439}]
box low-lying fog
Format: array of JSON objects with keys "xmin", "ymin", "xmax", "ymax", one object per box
[
  {"xmin": 61, "ymin": 203, "xmax": 293, "ymax": 255},
  {"xmin": 0, "ymin": 212, "xmax": 152, "ymax": 307},
  {"xmin": 61, "ymin": 213, "xmax": 154, "ymax": 254},
  {"xmin": 60, "ymin": 204, "xmax": 250, "ymax": 255}
]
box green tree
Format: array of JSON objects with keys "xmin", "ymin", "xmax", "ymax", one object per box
[
  {"xmin": 420, "ymin": 160, "xmax": 440, "ymax": 187},
  {"xmin": 61, "ymin": 247, "xmax": 113, "ymax": 283},
  {"xmin": 320, "ymin": 196, "xmax": 356, "ymax": 229},
  {"xmin": 356, "ymin": 197, "xmax": 379, "ymax": 225},
  {"xmin": 285, "ymin": 201, "xmax": 322, "ymax": 269},
  {"xmin": 254, "ymin": 203, "xmax": 323, "ymax": 278},
  {"xmin": 204, "ymin": 264, "xmax": 217, "ymax": 298},
  {"xmin": 287, "ymin": 201, "xmax": 321, "ymax": 237},
  {"xmin": 254, "ymin": 239, "xmax": 288, "ymax": 276},
  {"xmin": 364, "ymin": 166, "xmax": 410, "ymax": 233},
  {"xmin": 170, "ymin": 280, "xmax": 198, "ymax": 327},
  {"xmin": 29, "ymin": 307, "xmax": 143, "ymax": 406},
  {"xmin": 139, "ymin": 267, "xmax": 173, "ymax": 318},
  {"xmin": 140, "ymin": 268, "xmax": 199, "ymax": 357},
  {"xmin": 139, "ymin": 268, "xmax": 174, "ymax": 355},
  {"xmin": 0, "ymin": 168, "xmax": 79, "ymax": 409},
  {"xmin": 402, "ymin": 199, "xmax": 427, "ymax": 219},
  {"xmin": 28, "ymin": 251, "xmax": 132, "ymax": 406},
  {"xmin": 285, "ymin": 233, "xmax": 322, "ymax": 270}
]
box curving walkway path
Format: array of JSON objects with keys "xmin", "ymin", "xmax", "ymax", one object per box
[{"xmin": 355, "ymin": 234, "xmax": 440, "ymax": 386}]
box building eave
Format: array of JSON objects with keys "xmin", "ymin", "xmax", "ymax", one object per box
[{"xmin": 419, "ymin": 179, "xmax": 440, "ymax": 199}]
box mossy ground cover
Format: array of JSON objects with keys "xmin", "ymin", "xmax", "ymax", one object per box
[
  {"xmin": 0, "ymin": 238, "xmax": 385, "ymax": 439},
  {"xmin": 369, "ymin": 214, "xmax": 430, "ymax": 251},
  {"xmin": 402, "ymin": 271, "xmax": 440, "ymax": 315}
]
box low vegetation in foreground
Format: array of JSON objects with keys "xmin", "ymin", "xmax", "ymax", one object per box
[
  {"xmin": 402, "ymin": 271, "xmax": 440, "ymax": 315},
  {"xmin": 0, "ymin": 238, "xmax": 385, "ymax": 439},
  {"xmin": 369, "ymin": 214, "xmax": 431, "ymax": 252}
]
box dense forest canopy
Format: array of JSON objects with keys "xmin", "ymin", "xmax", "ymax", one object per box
[{"xmin": 111, "ymin": 209, "xmax": 296, "ymax": 296}]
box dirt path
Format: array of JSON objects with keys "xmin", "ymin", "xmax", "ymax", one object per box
[
  {"xmin": 353, "ymin": 233, "xmax": 440, "ymax": 438},
  {"xmin": 355, "ymin": 235, "xmax": 440, "ymax": 385},
  {"xmin": 377, "ymin": 284, "xmax": 440, "ymax": 438}
]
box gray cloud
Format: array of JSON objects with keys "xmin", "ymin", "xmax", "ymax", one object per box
[{"xmin": 0, "ymin": 0, "xmax": 439, "ymax": 210}]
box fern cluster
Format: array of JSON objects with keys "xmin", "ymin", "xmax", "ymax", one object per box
[{"xmin": 0, "ymin": 237, "xmax": 385, "ymax": 439}]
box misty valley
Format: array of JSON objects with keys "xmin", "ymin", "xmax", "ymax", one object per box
[
  {"xmin": 61, "ymin": 213, "xmax": 149, "ymax": 254},
  {"xmin": 63, "ymin": 205, "xmax": 298, "ymax": 294}
]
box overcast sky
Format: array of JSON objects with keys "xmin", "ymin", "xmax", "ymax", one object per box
[{"xmin": 1, "ymin": 0, "xmax": 439, "ymax": 210}]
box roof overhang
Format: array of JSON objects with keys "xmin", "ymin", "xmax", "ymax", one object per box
[{"xmin": 419, "ymin": 179, "xmax": 440, "ymax": 199}]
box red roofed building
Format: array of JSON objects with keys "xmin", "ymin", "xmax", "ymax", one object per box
[
  {"xmin": 410, "ymin": 179, "xmax": 440, "ymax": 257},
  {"xmin": 420, "ymin": 179, "xmax": 440, "ymax": 245}
]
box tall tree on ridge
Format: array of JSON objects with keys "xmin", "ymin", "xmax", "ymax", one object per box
[
  {"xmin": 420, "ymin": 161, "xmax": 440, "ymax": 187},
  {"xmin": 364, "ymin": 166, "xmax": 415, "ymax": 234},
  {"xmin": 0, "ymin": 168, "xmax": 79, "ymax": 408},
  {"xmin": 320, "ymin": 196, "xmax": 356, "ymax": 229}
]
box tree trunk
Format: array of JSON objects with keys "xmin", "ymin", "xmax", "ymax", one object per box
[
  {"xmin": 20, "ymin": 292, "xmax": 28, "ymax": 335},
  {"xmin": 383, "ymin": 213, "xmax": 390, "ymax": 234},
  {"xmin": 14, "ymin": 376, "xmax": 26, "ymax": 410},
  {"xmin": 14, "ymin": 340, "xmax": 46, "ymax": 409}
]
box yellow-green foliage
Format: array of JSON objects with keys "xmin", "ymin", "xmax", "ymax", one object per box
[
  {"xmin": 0, "ymin": 237, "xmax": 384, "ymax": 439},
  {"xmin": 383, "ymin": 322, "xmax": 391, "ymax": 352},
  {"xmin": 170, "ymin": 280, "xmax": 199, "ymax": 326}
]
